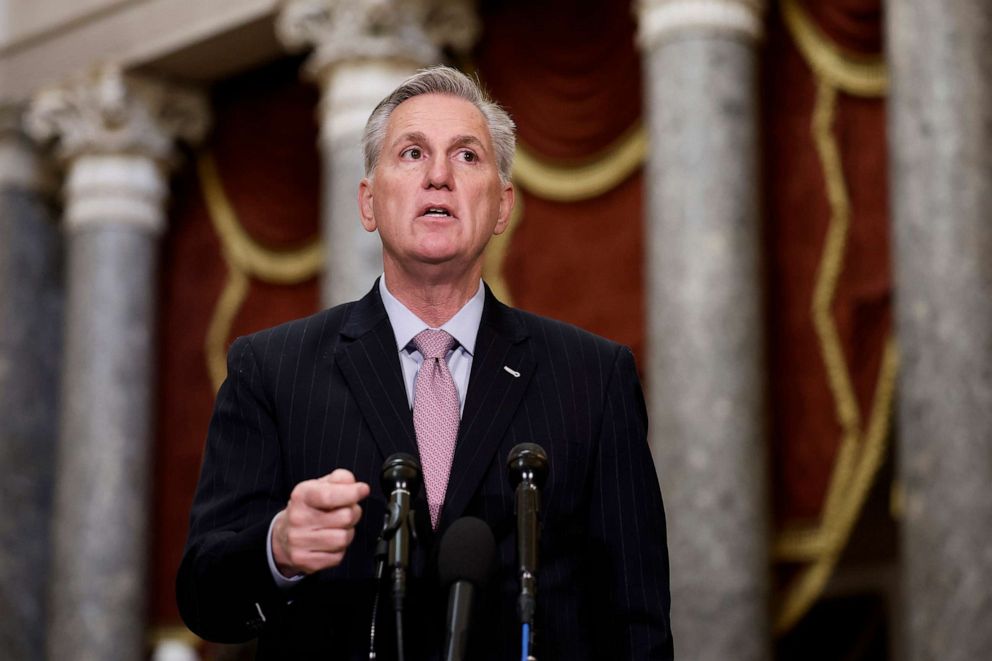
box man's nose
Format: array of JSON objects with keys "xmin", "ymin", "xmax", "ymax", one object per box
[{"xmin": 424, "ymin": 155, "xmax": 453, "ymax": 190}]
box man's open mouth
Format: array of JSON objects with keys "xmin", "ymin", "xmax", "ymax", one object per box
[{"xmin": 421, "ymin": 205, "xmax": 453, "ymax": 218}]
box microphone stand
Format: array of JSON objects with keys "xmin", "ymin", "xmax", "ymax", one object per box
[
  {"xmin": 368, "ymin": 522, "xmax": 388, "ymax": 660},
  {"xmin": 368, "ymin": 454, "xmax": 421, "ymax": 661},
  {"xmin": 385, "ymin": 503, "xmax": 417, "ymax": 661},
  {"xmin": 518, "ymin": 480, "xmax": 539, "ymax": 661},
  {"xmin": 507, "ymin": 444, "xmax": 548, "ymax": 661}
]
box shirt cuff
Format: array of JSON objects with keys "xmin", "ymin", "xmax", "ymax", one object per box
[{"xmin": 267, "ymin": 511, "xmax": 305, "ymax": 589}]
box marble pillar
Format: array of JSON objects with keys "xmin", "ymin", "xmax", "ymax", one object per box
[
  {"xmin": 636, "ymin": 2, "xmax": 770, "ymax": 659},
  {"xmin": 0, "ymin": 106, "xmax": 61, "ymax": 661},
  {"xmin": 26, "ymin": 66, "xmax": 208, "ymax": 661},
  {"xmin": 886, "ymin": 3, "xmax": 992, "ymax": 661},
  {"xmin": 276, "ymin": 0, "xmax": 479, "ymax": 306}
]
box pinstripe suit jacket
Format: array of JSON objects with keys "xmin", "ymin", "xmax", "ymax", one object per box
[{"xmin": 178, "ymin": 282, "xmax": 673, "ymax": 660}]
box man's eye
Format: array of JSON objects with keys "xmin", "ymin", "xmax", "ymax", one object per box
[
  {"xmin": 403, "ymin": 147, "xmax": 423, "ymax": 159},
  {"xmin": 459, "ymin": 150, "xmax": 477, "ymax": 162}
]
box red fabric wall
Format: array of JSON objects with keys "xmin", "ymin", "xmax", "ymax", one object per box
[
  {"xmin": 151, "ymin": 0, "xmax": 892, "ymax": 635},
  {"xmin": 152, "ymin": 58, "xmax": 321, "ymax": 624},
  {"xmin": 476, "ymin": 0, "xmax": 646, "ymax": 359}
]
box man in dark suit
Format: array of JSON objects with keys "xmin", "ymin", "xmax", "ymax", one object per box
[{"xmin": 178, "ymin": 66, "xmax": 673, "ymax": 660}]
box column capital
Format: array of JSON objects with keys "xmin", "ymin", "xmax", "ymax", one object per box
[
  {"xmin": 24, "ymin": 65, "xmax": 209, "ymax": 235},
  {"xmin": 24, "ymin": 64, "xmax": 209, "ymax": 166},
  {"xmin": 636, "ymin": 0, "xmax": 766, "ymax": 49},
  {"xmin": 276, "ymin": 0, "xmax": 480, "ymax": 80}
]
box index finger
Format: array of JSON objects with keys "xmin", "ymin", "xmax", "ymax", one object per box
[
  {"xmin": 322, "ymin": 469, "xmax": 370, "ymax": 500},
  {"xmin": 323, "ymin": 468, "xmax": 357, "ymax": 484},
  {"xmin": 302, "ymin": 480, "xmax": 369, "ymax": 511}
]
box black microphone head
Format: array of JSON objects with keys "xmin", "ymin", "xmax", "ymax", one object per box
[
  {"xmin": 438, "ymin": 517, "xmax": 496, "ymax": 588},
  {"xmin": 506, "ymin": 443, "xmax": 548, "ymax": 489},
  {"xmin": 381, "ymin": 452, "xmax": 422, "ymax": 497}
]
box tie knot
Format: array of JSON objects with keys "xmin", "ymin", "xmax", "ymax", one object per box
[{"xmin": 412, "ymin": 329, "xmax": 456, "ymax": 359}]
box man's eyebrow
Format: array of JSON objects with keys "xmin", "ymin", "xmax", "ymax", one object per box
[
  {"xmin": 450, "ymin": 135, "xmax": 486, "ymax": 151},
  {"xmin": 390, "ymin": 131, "xmax": 488, "ymax": 152},
  {"xmin": 391, "ymin": 131, "xmax": 429, "ymax": 149}
]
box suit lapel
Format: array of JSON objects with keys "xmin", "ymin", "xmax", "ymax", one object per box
[
  {"xmin": 440, "ymin": 288, "xmax": 534, "ymax": 529},
  {"xmin": 335, "ymin": 282, "xmax": 419, "ymax": 463}
]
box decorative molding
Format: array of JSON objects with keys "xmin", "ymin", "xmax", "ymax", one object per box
[
  {"xmin": 63, "ymin": 154, "xmax": 168, "ymax": 234},
  {"xmin": 24, "ymin": 64, "xmax": 209, "ymax": 165},
  {"xmin": 276, "ymin": 0, "xmax": 479, "ymax": 79},
  {"xmin": 637, "ymin": 0, "xmax": 766, "ymax": 48}
]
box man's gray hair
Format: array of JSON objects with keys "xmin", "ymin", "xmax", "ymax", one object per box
[{"xmin": 362, "ymin": 66, "xmax": 516, "ymax": 184}]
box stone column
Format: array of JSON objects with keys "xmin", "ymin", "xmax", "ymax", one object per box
[
  {"xmin": 886, "ymin": 4, "xmax": 992, "ymax": 661},
  {"xmin": 0, "ymin": 106, "xmax": 61, "ymax": 661},
  {"xmin": 276, "ymin": 0, "xmax": 479, "ymax": 306},
  {"xmin": 636, "ymin": 2, "xmax": 769, "ymax": 660},
  {"xmin": 25, "ymin": 65, "xmax": 208, "ymax": 661}
]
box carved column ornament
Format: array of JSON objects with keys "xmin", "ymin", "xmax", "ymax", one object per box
[
  {"xmin": 277, "ymin": 0, "xmax": 479, "ymax": 79},
  {"xmin": 26, "ymin": 64, "xmax": 209, "ymax": 235},
  {"xmin": 637, "ymin": 0, "xmax": 766, "ymax": 47},
  {"xmin": 27, "ymin": 64, "xmax": 208, "ymax": 164},
  {"xmin": 277, "ymin": 0, "xmax": 480, "ymax": 143}
]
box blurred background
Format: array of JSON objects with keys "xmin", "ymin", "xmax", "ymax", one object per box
[{"xmin": 1, "ymin": 1, "xmax": 989, "ymax": 660}]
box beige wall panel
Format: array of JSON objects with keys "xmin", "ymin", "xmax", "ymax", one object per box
[
  {"xmin": 0, "ymin": 0, "xmax": 278, "ymax": 101},
  {"xmin": 1, "ymin": 0, "xmax": 128, "ymax": 46}
]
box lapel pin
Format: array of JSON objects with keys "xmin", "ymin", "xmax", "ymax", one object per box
[{"xmin": 503, "ymin": 365, "xmax": 521, "ymax": 378}]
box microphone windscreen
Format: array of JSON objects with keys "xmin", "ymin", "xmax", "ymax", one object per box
[
  {"xmin": 438, "ymin": 517, "xmax": 496, "ymax": 588},
  {"xmin": 380, "ymin": 452, "xmax": 421, "ymax": 495},
  {"xmin": 506, "ymin": 443, "xmax": 549, "ymax": 488}
]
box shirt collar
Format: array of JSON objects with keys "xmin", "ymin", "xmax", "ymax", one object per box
[{"xmin": 379, "ymin": 274, "xmax": 484, "ymax": 356}]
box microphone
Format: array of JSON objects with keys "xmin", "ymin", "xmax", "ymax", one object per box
[
  {"xmin": 506, "ymin": 443, "xmax": 548, "ymax": 635},
  {"xmin": 439, "ymin": 517, "xmax": 496, "ymax": 661},
  {"xmin": 379, "ymin": 453, "xmax": 421, "ymax": 612}
]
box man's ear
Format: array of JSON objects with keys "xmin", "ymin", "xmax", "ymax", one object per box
[
  {"xmin": 358, "ymin": 178, "xmax": 376, "ymax": 232},
  {"xmin": 493, "ymin": 182, "xmax": 515, "ymax": 236}
]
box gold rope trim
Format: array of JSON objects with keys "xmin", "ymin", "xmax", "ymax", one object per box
[
  {"xmin": 781, "ymin": 0, "xmax": 887, "ymax": 97},
  {"xmin": 772, "ymin": 65, "xmax": 898, "ymax": 632},
  {"xmin": 512, "ymin": 124, "xmax": 646, "ymax": 202},
  {"xmin": 204, "ymin": 267, "xmax": 250, "ymax": 392},
  {"xmin": 810, "ymin": 79, "xmax": 862, "ymax": 521},
  {"xmin": 481, "ymin": 192, "xmax": 523, "ymax": 305},
  {"xmin": 198, "ymin": 154, "xmax": 324, "ymax": 283},
  {"xmin": 775, "ymin": 340, "xmax": 897, "ymax": 632},
  {"xmin": 198, "ymin": 153, "xmax": 323, "ymax": 391}
]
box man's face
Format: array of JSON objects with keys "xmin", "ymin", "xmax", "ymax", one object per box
[{"xmin": 358, "ymin": 93, "xmax": 514, "ymax": 277}]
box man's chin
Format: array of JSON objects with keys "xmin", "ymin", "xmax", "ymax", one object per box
[
  {"xmin": 411, "ymin": 253, "xmax": 461, "ymax": 268},
  {"xmin": 397, "ymin": 251, "xmax": 479, "ymax": 277},
  {"xmin": 407, "ymin": 243, "xmax": 462, "ymax": 266}
]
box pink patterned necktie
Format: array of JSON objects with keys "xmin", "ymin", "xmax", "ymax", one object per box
[{"xmin": 411, "ymin": 329, "xmax": 460, "ymax": 528}]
